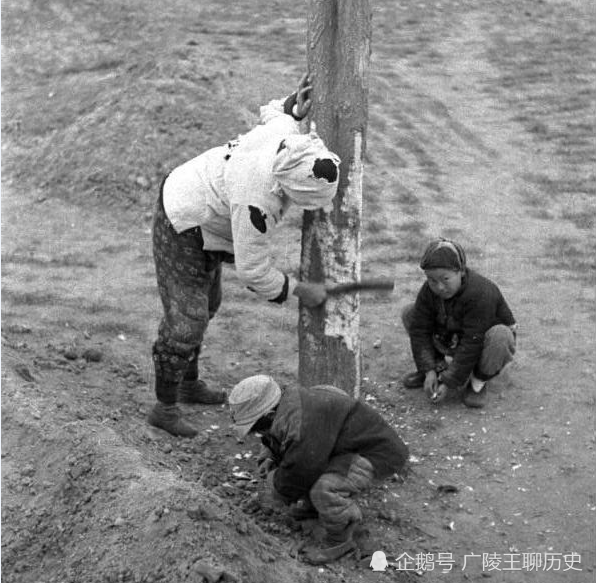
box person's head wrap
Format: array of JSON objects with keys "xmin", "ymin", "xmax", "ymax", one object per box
[
  {"xmin": 419, "ymin": 238, "xmax": 467, "ymax": 271},
  {"xmin": 272, "ymin": 133, "xmax": 341, "ymax": 210},
  {"xmin": 228, "ymin": 375, "xmax": 281, "ymax": 438}
]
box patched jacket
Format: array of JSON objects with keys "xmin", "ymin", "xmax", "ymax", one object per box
[
  {"xmin": 260, "ymin": 385, "xmax": 409, "ymax": 503},
  {"xmin": 409, "ymin": 268, "xmax": 516, "ymax": 389},
  {"xmin": 162, "ymin": 96, "xmax": 331, "ymax": 302}
]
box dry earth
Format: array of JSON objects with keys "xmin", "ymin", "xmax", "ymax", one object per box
[{"xmin": 1, "ymin": 0, "xmax": 595, "ymax": 582}]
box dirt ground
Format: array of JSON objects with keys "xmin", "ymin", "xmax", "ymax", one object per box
[{"xmin": 1, "ymin": 0, "xmax": 595, "ymax": 581}]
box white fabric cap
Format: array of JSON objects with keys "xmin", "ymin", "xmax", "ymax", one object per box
[{"xmin": 228, "ymin": 375, "xmax": 281, "ymax": 438}]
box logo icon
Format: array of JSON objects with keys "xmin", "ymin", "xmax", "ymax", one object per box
[{"xmin": 370, "ymin": 550, "xmax": 388, "ymax": 571}]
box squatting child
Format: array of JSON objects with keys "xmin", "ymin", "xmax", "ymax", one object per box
[{"xmin": 401, "ymin": 238, "xmax": 517, "ymax": 408}]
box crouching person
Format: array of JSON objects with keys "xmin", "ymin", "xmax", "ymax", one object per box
[
  {"xmin": 402, "ymin": 237, "xmax": 517, "ymax": 408},
  {"xmin": 228, "ymin": 375, "xmax": 409, "ymax": 565}
]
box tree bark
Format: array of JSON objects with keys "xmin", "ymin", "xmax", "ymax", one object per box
[{"xmin": 299, "ymin": 0, "xmax": 371, "ymax": 397}]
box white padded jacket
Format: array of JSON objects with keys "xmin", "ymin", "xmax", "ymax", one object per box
[{"xmin": 162, "ymin": 96, "xmax": 339, "ymax": 301}]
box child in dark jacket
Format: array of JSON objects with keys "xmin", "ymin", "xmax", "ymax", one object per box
[
  {"xmin": 228, "ymin": 375, "xmax": 409, "ymax": 565},
  {"xmin": 401, "ymin": 238, "xmax": 517, "ymax": 408}
]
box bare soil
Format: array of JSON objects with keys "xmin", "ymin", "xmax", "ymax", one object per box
[{"xmin": 2, "ymin": 0, "xmax": 595, "ymax": 582}]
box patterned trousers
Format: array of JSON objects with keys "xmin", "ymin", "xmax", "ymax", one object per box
[
  {"xmin": 309, "ymin": 454, "xmax": 375, "ymax": 536},
  {"xmin": 152, "ymin": 185, "xmax": 223, "ymax": 404}
]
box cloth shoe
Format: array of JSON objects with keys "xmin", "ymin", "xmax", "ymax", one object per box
[
  {"xmin": 462, "ymin": 380, "xmax": 487, "ymax": 408},
  {"xmin": 178, "ymin": 379, "xmax": 225, "ymax": 405},
  {"xmin": 302, "ymin": 522, "xmax": 358, "ymax": 565},
  {"xmin": 402, "ymin": 371, "xmax": 425, "ymax": 389},
  {"xmin": 148, "ymin": 402, "xmax": 198, "ymax": 437}
]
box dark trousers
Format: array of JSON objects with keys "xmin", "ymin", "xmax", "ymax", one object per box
[
  {"xmin": 401, "ymin": 303, "xmax": 516, "ymax": 381},
  {"xmin": 309, "ymin": 455, "xmax": 375, "ymax": 536},
  {"xmin": 152, "ymin": 186, "xmax": 222, "ymax": 404}
]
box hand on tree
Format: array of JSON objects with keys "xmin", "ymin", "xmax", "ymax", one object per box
[{"xmin": 295, "ymin": 73, "xmax": 313, "ymax": 119}]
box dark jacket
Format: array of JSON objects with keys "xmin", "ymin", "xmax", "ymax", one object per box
[
  {"xmin": 409, "ymin": 268, "xmax": 515, "ymax": 389},
  {"xmin": 261, "ymin": 385, "xmax": 408, "ymax": 502}
]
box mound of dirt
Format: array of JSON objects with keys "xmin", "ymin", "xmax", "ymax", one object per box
[{"xmin": 1, "ymin": 365, "xmax": 344, "ymax": 583}]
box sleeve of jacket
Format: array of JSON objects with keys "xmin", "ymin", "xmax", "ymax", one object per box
[
  {"xmin": 230, "ymin": 203, "xmax": 288, "ymax": 301},
  {"xmin": 409, "ymin": 285, "xmax": 440, "ymax": 373},
  {"xmin": 272, "ymin": 437, "xmax": 340, "ymax": 503},
  {"xmin": 271, "ymin": 389, "xmax": 350, "ymax": 502},
  {"xmin": 440, "ymin": 295, "xmax": 495, "ymax": 389},
  {"xmin": 258, "ymin": 95, "xmax": 303, "ymax": 131},
  {"xmin": 496, "ymin": 291, "xmax": 516, "ymax": 326}
]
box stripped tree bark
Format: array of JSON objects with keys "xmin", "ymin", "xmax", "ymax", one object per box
[{"xmin": 298, "ymin": 0, "xmax": 372, "ymax": 397}]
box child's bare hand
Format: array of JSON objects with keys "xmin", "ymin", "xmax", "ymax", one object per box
[
  {"xmin": 423, "ymin": 370, "xmax": 438, "ymax": 396},
  {"xmin": 429, "ymin": 383, "xmax": 448, "ymax": 404},
  {"xmin": 258, "ymin": 457, "xmax": 275, "ymax": 479}
]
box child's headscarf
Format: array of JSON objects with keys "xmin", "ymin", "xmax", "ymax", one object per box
[{"xmin": 419, "ymin": 238, "xmax": 467, "ymax": 271}]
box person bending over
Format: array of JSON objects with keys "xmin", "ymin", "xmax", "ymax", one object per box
[
  {"xmin": 228, "ymin": 375, "xmax": 409, "ymax": 564},
  {"xmin": 149, "ymin": 74, "xmax": 340, "ymax": 437}
]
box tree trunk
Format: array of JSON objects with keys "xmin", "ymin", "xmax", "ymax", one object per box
[{"xmin": 298, "ymin": 0, "xmax": 371, "ymax": 397}]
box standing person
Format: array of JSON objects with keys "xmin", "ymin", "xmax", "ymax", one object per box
[
  {"xmin": 150, "ymin": 74, "xmax": 341, "ymax": 437},
  {"xmin": 401, "ymin": 238, "xmax": 517, "ymax": 408},
  {"xmin": 228, "ymin": 375, "xmax": 409, "ymax": 564}
]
